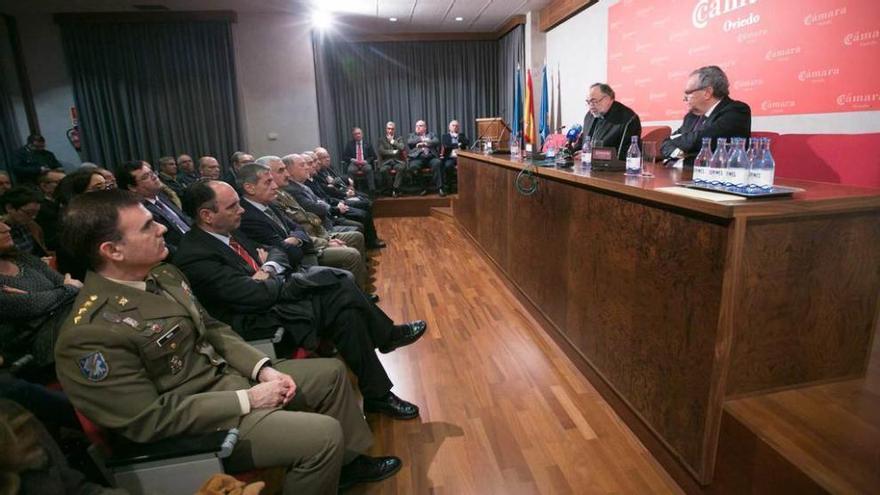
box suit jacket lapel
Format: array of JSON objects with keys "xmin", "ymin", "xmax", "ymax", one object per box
[{"xmin": 150, "ymin": 265, "xmax": 205, "ymax": 332}]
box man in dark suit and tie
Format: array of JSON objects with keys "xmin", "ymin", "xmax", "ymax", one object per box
[
  {"xmin": 406, "ymin": 120, "xmax": 442, "ymax": 196},
  {"xmin": 438, "ymin": 120, "xmax": 470, "ymax": 197},
  {"xmin": 314, "ymin": 147, "xmax": 373, "ymax": 209},
  {"xmin": 174, "ymin": 179, "xmax": 427, "ymax": 419},
  {"xmin": 115, "ymin": 160, "xmax": 191, "ymax": 254},
  {"xmin": 341, "ymin": 128, "xmax": 377, "ymax": 196},
  {"xmin": 661, "ymin": 65, "xmax": 752, "ymax": 167},
  {"xmin": 574, "ymin": 83, "xmax": 641, "ymax": 161}
]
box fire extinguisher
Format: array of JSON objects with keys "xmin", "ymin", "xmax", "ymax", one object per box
[{"xmin": 67, "ymin": 106, "xmax": 82, "ymax": 152}]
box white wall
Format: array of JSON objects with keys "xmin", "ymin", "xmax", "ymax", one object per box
[
  {"xmin": 15, "ymin": 15, "xmax": 81, "ymax": 169},
  {"xmin": 232, "ymin": 13, "xmax": 320, "ymax": 157},
  {"xmin": 545, "ymin": 1, "xmax": 880, "ymax": 134}
]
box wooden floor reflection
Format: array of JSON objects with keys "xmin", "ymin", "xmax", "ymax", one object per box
[{"xmin": 352, "ymin": 216, "xmax": 682, "ymax": 494}]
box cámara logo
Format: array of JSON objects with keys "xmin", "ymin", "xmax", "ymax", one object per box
[
  {"xmin": 760, "ymin": 100, "xmax": 796, "ymax": 111},
  {"xmin": 765, "ymin": 46, "xmax": 801, "ymax": 61},
  {"xmin": 844, "ymin": 30, "xmax": 880, "ymax": 46},
  {"xmin": 804, "ymin": 7, "xmax": 846, "ymax": 26},
  {"xmin": 798, "ymin": 68, "xmax": 840, "ymax": 82},
  {"xmin": 836, "ymin": 93, "xmax": 880, "ymax": 106},
  {"xmin": 692, "ymin": 0, "xmax": 759, "ymax": 29}
]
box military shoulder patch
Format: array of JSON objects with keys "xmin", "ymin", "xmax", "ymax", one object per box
[{"xmin": 78, "ymin": 352, "xmax": 109, "ymax": 382}]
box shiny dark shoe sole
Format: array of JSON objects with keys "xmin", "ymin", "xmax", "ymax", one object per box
[
  {"xmin": 363, "ymin": 403, "xmax": 420, "ymax": 420},
  {"xmin": 379, "ymin": 321, "xmax": 427, "ymax": 354},
  {"xmin": 338, "ymin": 458, "xmax": 403, "ymax": 491}
]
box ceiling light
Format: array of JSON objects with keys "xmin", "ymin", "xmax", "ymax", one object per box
[
  {"xmin": 455, "ymin": 16, "xmax": 463, "ymax": 21},
  {"xmin": 389, "ymin": 17, "xmax": 398, "ymax": 22},
  {"xmin": 312, "ymin": 10, "xmax": 333, "ymax": 30}
]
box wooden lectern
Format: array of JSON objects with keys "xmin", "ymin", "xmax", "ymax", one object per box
[{"xmin": 475, "ymin": 117, "xmax": 512, "ymax": 152}]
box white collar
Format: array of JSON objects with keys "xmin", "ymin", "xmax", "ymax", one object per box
[
  {"xmin": 704, "ymin": 99, "xmax": 722, "ymax": 118},
  {"xmin": 103, "ymin": 275, "xmax": 147, "ymax": 291},
  {"xmin": 205, "ymin": 230, "xmax": 231, "ymax": 247},
  {"xmin": 243, "ymin": 197, "xmax": 268, "ymax": 212}
]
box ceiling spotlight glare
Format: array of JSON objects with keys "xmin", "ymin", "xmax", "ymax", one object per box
[
  {"xmin": 312, "ymin": 10, "xmax": 332, "ymax": 30},
  {"xmin": 455, "ymin": 16, "xmax": 463, "ymax": 21},
  {"xmin": 389, "ymin": 17, "xmax": 398, "ymax": 22}
]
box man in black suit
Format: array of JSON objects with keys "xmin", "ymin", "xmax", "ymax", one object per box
[
  {"xmin": 283, "ymin": 154, "xmax": 358, "ymax": 233},
  {"xmin": 438, "ymin": 120, "xmax": 470, "ymax": 197},
  {"xmin": 574, "ymin": 83, "xmax": 641, "ymax": 161},
  {"xmin": 11, "ymin": 134, "xmax": 62, "ymax": 186},
  {"xmin": 223, "ymin": 151, "xmax": 253, "ymax": 187},
  {"xmin": 341, "ymin": 128, "xmax": 377, "ymax": 196},
  {"xmin": 115, "ymin": 160, "xmax": 191, "ymax": 254},
  {"xmin": 661, "ymin": 65, "xmax": 751, "ymax": 167},
  {"xmin": 174, "ymin": 179, "xmax": 427, "ymax": 419}
]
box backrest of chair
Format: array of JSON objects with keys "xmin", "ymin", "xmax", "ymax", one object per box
[
  {"xmin": 773, "ymin": 133, "xmax": 880, "ymax": 188},
  {"xmin": 74, "ymin": 408, "xmax": 112, "ymax": 454},
  {"xmin": 641, "ymin": 126, "xmax": 671, "ymax": 143}
]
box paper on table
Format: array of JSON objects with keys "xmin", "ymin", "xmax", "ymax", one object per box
[{"xmin": 655, "ymin": 186, "xmax": 747, "ymax": 202}]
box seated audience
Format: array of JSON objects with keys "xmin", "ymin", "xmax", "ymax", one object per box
[
  {"xmin": 1, "ymin": 187, "xmax": 48, "ymax": 257},
  {"xmin": 439, "ymin": 120, "xmax": 470, "ymax": 196},
  {"xmin": 574, "ymin": 83, "xmax": 641, "ymax": 161},
  {"xmin": 661, "ymin": 65, "xmax": 751, "ymax": 167},
  {"xmin": 0, "ymin": 171, "xmax": 11, "ymax": 194},
  {"xmin": 260, "ymin": 156, "xmax": 368, "ymax": 290},
  {"xmin": 95, "ymin": 167, "xmax": 117, "ymax": 189},
  {"xmin": 199, "ymin": 155, "xmax": 223, "ymax": 180},
  {"xmin": 376, "ymin": 121, "xmax": 407, "ymax": 197},
  {"xmin": 314, "ymin": 147, "xmax": 373, "ymax": 209},
  {"xmin": 11, "ymin": 135, "xmax": 62, "ymax": 186},
  {"xmin": 0, "ymin": 220, "xmax": 79, "ymax": 370},
  {"xmin": 157, "ymin": 155, "xmax": 186, "ymax": 199},
  {"xmin": 54, "ymin": 189, "xmax": 403, "ymax": 493},
  {"xmin": 175, "ymin": 180, "xmax": 425, "ymax": 420},
  {"xmin": 341, "ymin": 127, "xmax": 377, "ymax": 195},
  {"xmin": 176, "ymin": 153, "xmax": 199, "ymax": 189},
  {"xmin": 303, "ymin": 154, "xmax": 385, "ymax": 249},
  {"xmin": 35, "ymin": 170, "xmax": 65, "ymax": 250},
  {"xmin": 284, "ymin": 155, "xmax": 359, "ymax": 234},
  {"xmin": 406, "ymin": 120, "xmax": 441, "ymax": 195},
  {"xmin": 115, "ymin": 160, "xmax": 191, "ymax": 254},
  {"xmin": 225, "ymin": 151, "xmax": 254, "ymax": 187}
]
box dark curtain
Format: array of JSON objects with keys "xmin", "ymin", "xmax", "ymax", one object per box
[
  {"xmin": 313, "ymin": 34, "xmax": 503, "ymax": 169},
  {"xmin": 497, "ymin": 26, "xmax": 525, "ymax": 131},
  {"xmin": 58, "ymin": 20, "xmax": 244, "ymax": 169},
  {"xmin": 0, "ymin": 18, "xmax": 22, "ymax": 175}
]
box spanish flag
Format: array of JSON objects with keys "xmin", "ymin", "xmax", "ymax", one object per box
[{"xmin": 523, "ymin": 68, "xmax": 536, "ymax": 146}]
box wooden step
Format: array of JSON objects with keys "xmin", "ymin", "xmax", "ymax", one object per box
[
  {"xmin": 372, "ymin": 194, "xmax": 453, "ymax": 217},
  {"xmin": 429, "ymin": 206, "xmax": 454, "ymax": 224},
  {"xmin": 714, "ymin": 334, "xmax": 880, "ymax": 494}
]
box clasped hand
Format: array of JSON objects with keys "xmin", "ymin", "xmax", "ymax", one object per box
[{"xmin": 247, "ymin": 367, "xmax": 297, "ymax": 409}]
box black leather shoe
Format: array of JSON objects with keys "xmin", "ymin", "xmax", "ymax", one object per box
[
  {"xmin": 368, "ymin": 239, "xmax": 386, "ymax": 249},
  {"xmin": 419, "ymin": 189, "xmax": 428, "ymax": 196},
  {"xmin": 363, "ymin": 392, "xmax": 420, "ymax": 420},
  {"xmin": 339, "ymin": 454, "xmax": 402, "ymax": 490},
  {"xmin": 380, "ymin": 320, "xmax": 427, "ymax": 353},
  {"xmin": 392, "ymin": 189, "xmax": 399, "ymax": 198},
  {"xmin": 368, "ymin": 293, "xmax": 380, "ymax": 303},
  {"xmin": 439, "ymin": 188, "xmax": 447, "ymax": 197}
]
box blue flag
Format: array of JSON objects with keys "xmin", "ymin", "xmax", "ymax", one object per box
[
  {"xmin": 539, "ymin": 65, "xmax": 550, "ymax": 144},
  {"xmin": 512, "ymin": 66, "xmax": 522, "ymax": 142}
]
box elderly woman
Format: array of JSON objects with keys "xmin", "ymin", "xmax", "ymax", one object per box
[{"xmin": 0, "ymin": 220, "xmax": 81, "ymax": 373}]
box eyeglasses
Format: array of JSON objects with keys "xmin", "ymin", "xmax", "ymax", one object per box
[
  {"xmin": 682, "ymin": 86, "xmax": 707, "ymax": 101},
  {"xmin": 136, "ymin": 170, "xmax": 157, "ymax": 182},
  {"xmin": 586, "ymin": 95, "xmax": 608, "ymax": 106}
]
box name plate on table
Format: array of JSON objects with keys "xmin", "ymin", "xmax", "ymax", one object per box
[{"xmin": 590, "ymin": 147, "xmax": 626, "ymax": 172}]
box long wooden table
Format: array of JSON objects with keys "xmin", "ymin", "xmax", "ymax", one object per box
[{"xmin": 453, "ymin": 151, "xmax": 880, "ymax": 486}]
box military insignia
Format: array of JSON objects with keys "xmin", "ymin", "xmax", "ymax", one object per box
[
  {"xmin": 78, "ymin": 352, "xmax": 109, "ymax": 382},
  {"xmin": 116, "ymin": 296, "xmax": 128, "ymax": 307},
  {"xmin": 74, "ymin": 316, "xmax": 82, "ymax": 325},
  {"xmin": 101, "ymin": 311, "xmax": 122, "ymax": 324},
  {"xmin": 169, "ymin": 355, "xmax": 184, "ymax": 374},
  {"xmin": 122, "ymin": 317, "xmax": 139, "ymax": 329},
  {"xmin": 181, "ymin": 281, "xmax": 192, "ymax": 297},
  {"xmin": 89, "ymin": 295, "xmax": 98, "ymax": 301},
  {"xmin": 78, "ymin": 307, "xmax": 89, "ymax": 315}
]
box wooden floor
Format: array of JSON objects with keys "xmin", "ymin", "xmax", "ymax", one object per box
[{"xmin": 354, "ymin": 216, "xmax": 682, "ymax": 494}]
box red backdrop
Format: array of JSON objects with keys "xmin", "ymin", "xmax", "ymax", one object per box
[{"xmin": 607, "ymin": 0, "xmax": 880, "ymax": 121}]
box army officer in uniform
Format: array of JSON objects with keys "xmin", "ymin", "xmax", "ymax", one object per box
[{"xmin": 54, "ymin": 190, "xmax": 402, "ymax": 493}]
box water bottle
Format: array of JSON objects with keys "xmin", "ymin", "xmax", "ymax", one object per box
[
  {"xmin": 750, "ymin": 138, "xmax": 775, "ymax": 190},
  {"xmin": 580, "ymin": 135, "xmax": 592, "ymax": 166},
  {"xmin": 708, "ymin": 138, "xmax": 727, "ymax": 185},
  {"xmin": 746, "ymin": 137, "xmax": 758, "ymax": 168},
  {"xmin": 693, "ymin": 137, "xmax": 712, "ymax": 183},
  {"xmin": 509, "ymin": 136, "xmax": 520, "ymax": 157},
  {"xmin": 725, "ymin": 138, "xmax": 749, "ymax": 189},
  {"xmin": 546, "ymin": 142, "xmax": 557, "ymax": 159},
  {"xmin": 483, "ymin": 139, "xmax": 493, "ymax": 154},
  {"xmin": 625, "ymin": 136, "xmax": 641, "ymax": 175}
]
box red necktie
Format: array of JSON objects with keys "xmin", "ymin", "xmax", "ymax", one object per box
[
  {"xmin": 356, "ymin": 141, "xmax": 364, "ymax": 162},
  {"xmin": 229, "ymin": 237, "xmax": 260, "ymax": 272}
]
